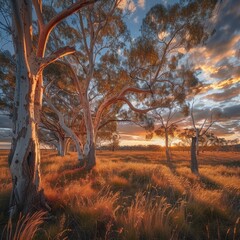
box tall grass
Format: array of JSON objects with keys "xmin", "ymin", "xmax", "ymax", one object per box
[
  {"xmin": 119, "ymin": 192, "xmax": 186, "ymax": 240},
  {"xmin": 0, "ymin": 150, "xmax": 239, "ymax": 239},
  {"xmin": 1, "ymin": 211, "xmax": 46, "ymax": 240}
]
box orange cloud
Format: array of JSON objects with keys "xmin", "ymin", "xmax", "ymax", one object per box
[
  {"xmin": 118, "ymin": 0, "xmax": 136, "ymax": 12},
  {"xmin": 138, "ymin": 0, "xmax": 145, "ymax": 9}
]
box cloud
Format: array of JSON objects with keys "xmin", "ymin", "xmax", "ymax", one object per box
[
  {"xmin": 0, "ymin": 115, "xmax": 12, "ymax": 128},
  {"xmin": 0, "ymin": 128, "xmax": 12, "ymax": 141},
  {"xmin": 138, "ymin": 0, "xmax": 145, "ymax": 9},
  {"xmin": 188, "ymin": 0, "xmax": 240, "ymax": 95},
  {"xmin": 118, "ymin": 123, "xmax": 145, "ymax": 136},
  {"xmin": 118, "ymin": 0, "xmax": 136, "ymax": 13},
  {"xmin": 206, "ymin": 84, "xmax": 240, "ymax": 102},
  {"xmin": 206, "ymin": 0, "xmax": 240, "ymax": 59},
  {"xmin": 211, "ymin": 123, "xmax": 236, "ymax": 136},
  {"xmin": 221, "ymin": 104, "xmax": 240, "ymax": 119}
]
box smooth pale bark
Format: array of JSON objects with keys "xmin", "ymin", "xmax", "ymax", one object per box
[
  {"xmin": 9, "ymin": 69, "xmax": 45, "ymax": 216},
  {"xmin": 191, "ymin": 137, "xmax": 199, "ymax": 175},
  {"xmin": 59, "ymin": 117, "xmax": 84, "ymax": 162},
  {"xmin": 82, "ymin": 96, "xmax": 96, "ymax": 169},
  {"xmin": 65, "ymin": 58, "xmax": 153, "ymax": 170},
  {"xmin": 9, "ymin": 0, "xmax": 97, "ymax": 216},
  {"xmin": 8, "ymin": 0, "xmax": 48, "ymax": 217}
]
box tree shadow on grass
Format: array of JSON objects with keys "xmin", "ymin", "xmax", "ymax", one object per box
[{"xmin": 198, "ymin": 175, "xmax": 222, "ymax": 190}]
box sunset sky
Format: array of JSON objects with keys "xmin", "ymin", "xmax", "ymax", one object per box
[
  {"xmin": 117, "ymin": 0, "xmax": 240, "ymax": 146},
  {"xmin": 0, "ymin": 0, "xmax": 239, "ymax": 148}
]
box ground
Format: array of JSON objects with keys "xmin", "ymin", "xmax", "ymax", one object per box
[{"xmin": 0, "ymin": 150, "xmax": 240, "ymax": 239}]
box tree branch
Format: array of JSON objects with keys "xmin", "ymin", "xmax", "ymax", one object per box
[
  {"xmin": 37, "ymin": 0, "xmax": 98, "ymax": 57},
  {"xmin": 118, "ymin": 97, "xmax": 155, "ymax": 114},
  {"xmin": 40, "ymin": 46, "xmax": 75, "ymax": 69},
  {"xmin": 33, "ymin": 0, "xmax": 44, "ymax": 30}
]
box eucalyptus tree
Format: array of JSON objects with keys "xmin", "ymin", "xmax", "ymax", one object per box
[
  {"xmin": 130, "ymin": 0, "xmax": 218, "ymax": 89},
  {"xmin": 7, "ymin": 0, "xmax": 98, "ymax": 216},
  {"xmin": 127, "ymin": 0, "xmax": 218, "ymax": 165},
  {"xmin": 60, "ymin": 0, "xmax": 155, "ymax": 170},
  {"xmin": 144, "ymin": 68, "xmax": 197, "ymax": 163},
  {"xmin": 42, "ymin": 61, "xmax": 87, "ymax": 160},
  {"xmin": 41, "ymin": 95, "xmax": 77, "ymax": 157}
]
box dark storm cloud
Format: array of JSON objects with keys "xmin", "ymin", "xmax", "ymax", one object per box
[
  {"xmin": 193, "ymin": 104, "xmax": 240, "ymax": 122},
  {"xmin": 206, "ymin": 83, "xmax": 240, "ymax": 102},
  {"xmin": 206, "ymin": 0, "xmax": 240, "ymax": 57},
  {"xmin": 211, "ymin": 123, "xmax": 236, "ymax": 136},
  {"xmin": 221, "ymin": 104, "xmax": 240, "ymax": 119},
  {"xmin": 179, "ymin": 104, "xmax": 240, "ymax": 126},
  {"xmin": 0, "ymin": 115, "xmax": 12, "ymax": 128},
  {"xmin": 0, "ymin": 128, "xmax": 12, "ymax": 141}
]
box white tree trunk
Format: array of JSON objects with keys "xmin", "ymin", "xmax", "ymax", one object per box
[
  {"xmin": 8, "ymin": 0, "xmax": 47, "ymax": 217},
  {"xmin": 9, "ymin": 0, "xmax": 97, "ymax": 216},
  {"xmin": 9, "ymin": 60, "xmax": 45, "ymax": 216}
]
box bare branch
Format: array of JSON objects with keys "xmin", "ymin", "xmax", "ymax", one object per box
[{"xmin": 33, "ymin": 0, "xmax": 44, "ymax": 30}]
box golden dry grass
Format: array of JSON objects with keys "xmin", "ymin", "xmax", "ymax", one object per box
[{"xmin": 0, "ymin": 150, "xmax": 240, "ymax": 239}]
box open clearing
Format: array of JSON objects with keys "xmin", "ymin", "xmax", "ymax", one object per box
[{"xmin": 0, "ymin": 150, "xmax": 240, "ymax": 239}]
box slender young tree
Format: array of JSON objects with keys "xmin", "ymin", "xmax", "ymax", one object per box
[
  {"xmin": 190, "ymin": 103, "xmax": 217, "ymax": 174},
  {"xmin": 145, "ymin": 74, "xmax": 193, "ymax": 164}
]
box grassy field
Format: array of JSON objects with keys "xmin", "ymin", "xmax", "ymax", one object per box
[{"xmin": 0, "ymin": 150, "xmax": 240, "ymax": 239}]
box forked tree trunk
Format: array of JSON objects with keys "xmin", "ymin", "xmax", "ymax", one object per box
[
  {"xmin": 191, "ymin": 137, "xmax": 199, "ymax": 174},
  {"xmin": 44, "ymin": 96, "xmax": 84, "ymax": 163}
]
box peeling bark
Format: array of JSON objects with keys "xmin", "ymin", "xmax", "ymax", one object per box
[{"xmin": 8, "ymin": 62, "xmax": 47, "ymax": 216}]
